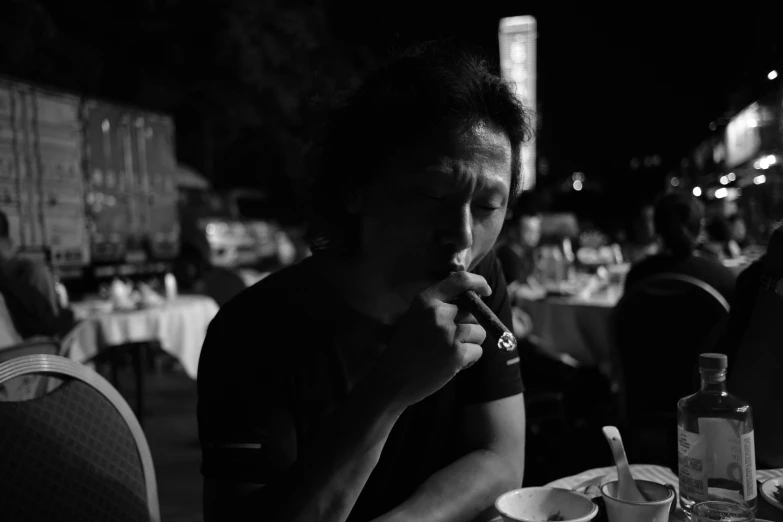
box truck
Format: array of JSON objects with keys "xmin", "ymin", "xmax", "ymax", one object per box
[
  {"xmin": 0, "ymin": 77, "xmax": 180, "ymax": 283},
  {"xmin": 175, "ymin": 166, "xmax": 288, "ymax": 287}
]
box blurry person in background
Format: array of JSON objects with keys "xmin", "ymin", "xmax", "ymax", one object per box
[
  {"xmin": 622, "ymin": 203, "xmax": 659, "ymax": 264},
  {"xmin": 703, "ymin": 215, "xmax": 741, "ymax": 261},
  {"xmin": 0, "ymin": 210, "xmax": 71, "ymax": 339},
  {"xmin": 198, "ymin": 44, "xmax": 528, "ymax": 522},
  {"xmin": 625, "ymin": 192, "xmax": 736, "ymax": 302},
  {"xmin": 495, "ymin": 193, "xmax": 541, "ymax": 340},
  {"xmin": 728, "ymin": 213, "xmax": 750, "ymax": 250},
  {"xmin": 724, "ymin": 222, "xmax": 783, "ymax": 467},
  {"xmin": 495, "ymin": 192, "xmax": 542, "ymax": 290}
]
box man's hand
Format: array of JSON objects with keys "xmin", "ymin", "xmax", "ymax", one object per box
[{"xmin": 374, "ymin": 271, "xmax": 490, "ymax": 410}]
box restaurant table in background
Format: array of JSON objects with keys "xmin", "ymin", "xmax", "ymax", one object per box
[
  {"xmin": 514, "ymin": 284, "xmax": 622, "ymax": 377},
  {"xmin": 69, "ymin": 295, "xmax": 219, "ymax": 379},
  {"xmin": 484, "ymin": 464, "xmax": 783, "ymax": 521}
]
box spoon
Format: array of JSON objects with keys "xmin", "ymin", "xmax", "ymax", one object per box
[{"xmin": 602, "ymin": 425, "xmax": 646, "ymax": 502}]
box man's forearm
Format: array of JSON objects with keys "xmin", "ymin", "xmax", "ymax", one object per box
[
  {"xmin": 372, "ymin": 449, "xmax": 522, "ymax": 522},
  {"xmin": 270, "ymin": 376, "xmax": 405, "ymax": 522}
]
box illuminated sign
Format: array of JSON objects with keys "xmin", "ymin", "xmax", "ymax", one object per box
[
  {"xmin": 499, "ymin": 16, "xmax": 537, "ymax": 190},
  {"xmin": 725, "ymin": 103, "xmax": 762, "ymax": 168}
]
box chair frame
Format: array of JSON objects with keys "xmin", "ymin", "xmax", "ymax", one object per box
[
  {"xmin": 612, "ymin": 272, "xmax": 730, "ymax": 466},
  {"xmin": 622, "ymin": 272, "xmax": 730, "ymax": 313},
  {"xmin": 0, "ymin": 354, "xmax": 160, "ymax": 522}
]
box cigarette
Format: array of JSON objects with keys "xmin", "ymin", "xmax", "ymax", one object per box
[{"xmin": 457, "ymin": 290, "xmax": 517, "ymax": 352}]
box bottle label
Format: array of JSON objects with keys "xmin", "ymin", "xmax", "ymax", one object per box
[
  {"xmin": 697, "ymin": 418, "xmax": 757, "ymax": 503},
  {"xmin": 741, "ymin": 430, "xmax": 757, "ymax": 501},
  {"xmin": 678, "ymin": 427, "xmax": 708, "ymax": 501}
]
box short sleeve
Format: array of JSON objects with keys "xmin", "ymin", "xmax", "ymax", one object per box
[
  {"xmin": 197, "ymin": 292, "xmax": 296, "ymax": 485},
  {"xmin": 455, "ymin": 250, "xmax": 524, "ymax": 404}
]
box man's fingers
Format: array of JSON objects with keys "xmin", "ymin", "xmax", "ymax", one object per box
[
  {"xmin": 455, "ymin": 309, "xmax": 479, "ymax": 325},
  {"xmin": 455, "ymin": 323, "xmax": 486, "ymax": 347}
]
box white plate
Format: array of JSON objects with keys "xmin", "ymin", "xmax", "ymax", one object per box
[{"xmin": 760, "ymin": 476, "xmax": 783, "ymax": 512}]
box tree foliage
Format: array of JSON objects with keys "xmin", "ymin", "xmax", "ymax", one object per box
[{"xmin": 1, "ymin": 0, "xmax": 379, "ymax": 223}]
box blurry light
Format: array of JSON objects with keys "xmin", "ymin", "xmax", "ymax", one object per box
[
  {"xmin": 572, "ymin": 171, "xmax": 585, "ymax": 182},
  {"xmin": 715, "ymin": 187, "xmax": 728, "ymax": 199},
  {"xmin": 760, "ymin": 157, "xmax": 770, "ymax": 170},
  {"xmin": 754, "ymin": 160, "xmax": 762, "ymax": 169},
  {"xmin": 720, "ymin": 176, "xmax": 729, "ymax": 185},
  {"xmin": 769, "ymin": 70, "xmax": 778, "ymax": 80},
  {"xmin": 693, "ymin": 187, "xmax": 702, "ymax": 197},
  {"xmin": 749, "ymin": 119, "xmax": 759, "ymax": 128},
  {"xmin": 754, "ymin": 175, "xmax": 767, "ymax": 185},
  {"xmin": 670, "ymin": 177, "xmax": 680, "ymax": 187},
  {"xmin": 709, "ymin": 122, "xmax": 717, "ymax": 131},
  {"xmin": 767, "ymin": 154, "xmax": 777, "ymax": 165},
  {"xmin": 205, "ymin": 221, "xmax": 229, "ymax": 236},
  {"xmin": 728, "ymin": 172, "xmax": 736, "ymax": 181},
  {"xmin": 573, "ymin": 180, "xmax": 583, "ymax": 191}
]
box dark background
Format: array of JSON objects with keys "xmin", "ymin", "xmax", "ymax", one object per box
[{"xmin": 3, "ymin": 0, "xmax": 782, "ymax": 222}]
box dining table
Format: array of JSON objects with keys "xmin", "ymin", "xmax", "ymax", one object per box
[
  {"xmin": 69, "ymin": 294, "xmax": 219, "ymax": 379},
  {"xmin": 67, "ymin": 294, "xmax": 219, "ymax": 425},
  {"xmin": 485, "ymin": 464, "xmax": 783, "ymax": 521},
  {"xmin": 514, "ymin": 282, "xmax": 623, "ymax": 378}
]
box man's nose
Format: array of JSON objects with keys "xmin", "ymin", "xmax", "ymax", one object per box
[{"xmin": 438, "ymin": 203, "xmax": 473, "ymax": 252}]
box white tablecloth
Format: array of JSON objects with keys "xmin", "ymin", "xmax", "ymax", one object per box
[
  {"xmin": 516, "ymin": 285, "xmax": 622, "ymax": 375},
  {"xmin": 545, "ymin": 465, "xmax": 783, "ymax": 521},
  {"xmin": 69, "ymin": 295, "xmax": 219, "ymax": 379}
]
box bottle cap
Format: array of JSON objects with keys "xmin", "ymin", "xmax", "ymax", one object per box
[{"xmin": 699, "ymin": 353, "xmax": 728, "ymax": 370}]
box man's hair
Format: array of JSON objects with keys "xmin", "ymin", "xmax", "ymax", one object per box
[
  {"xmin": 654, "ymin": 192, "xmax": 704, "ymax": 257},
  {"xmin": 305, "ymin": 42, "xmax": 533, "ymax": 252},
  {"xmin": 0, "ymin": 210, "xmax": 9, "ymax": 240}
]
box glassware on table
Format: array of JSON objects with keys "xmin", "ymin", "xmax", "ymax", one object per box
[
  {"xmin": 691, "ymin": 500, "xmax": 755, "ymax": 521},
  {"xmin": 678, "ymin": 354, "xmax": 758, "ymax": 515}
]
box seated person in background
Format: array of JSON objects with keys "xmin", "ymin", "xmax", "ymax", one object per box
[
  {"xmin": 622, "ymin": 203, "xmax": 659, "ymax": 264},
  {"xmin": 728, "ymin": 213, "xmax": 750, "ymax": 250},
  {"xmin": 495, "ymin": 192, "xmax": 542, "ymax": 291},
  {"xmin": 0, "ymin": 210, "xmax": 67, "ymax": 340},
  {"xmin": 198, "ymin": 44, "xmax": 527, "ymax": 522},
  {"xmin": 724, "ymin": 223, "xmax": 783, "ymax": 467},
  {"xmin": 703, "ymin": 215, "xmax": 741, "ymax": 261},
  {"xmin": 625, "ymin": 192, "xmax": 736, "ymax": 303},
  {"xmin": 494, "ymin": 193, "xmax": 541, "ymax": 339}
]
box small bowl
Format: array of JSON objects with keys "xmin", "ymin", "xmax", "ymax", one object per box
[{"xmin": 496, "ymin": 487, "xmax": 599, "ymax": 522}]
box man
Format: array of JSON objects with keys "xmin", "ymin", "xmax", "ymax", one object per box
[
  {"xmin": 0, "ymin": 210, "xmax": 62, "ymax": 340},
  {"xmin": 625, "ymin": 192, "xmax": 736, "ymax": 302},
  {"xmin": 198, "ymin": 44, "xmax": 530, "ymax": 522}
]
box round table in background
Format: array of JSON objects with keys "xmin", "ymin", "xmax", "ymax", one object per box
[
  {"xmin": 515, "ymin": 285, "xmax": 622, "ymax": 377},
  {"xmin": 70, "ymin": 294, "xmax": 219, "ymax": 379}
]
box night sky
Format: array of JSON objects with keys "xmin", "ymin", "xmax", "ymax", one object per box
[{"xmin": 4, "ymin": 1, "xmax": 783, "ymax": 216}]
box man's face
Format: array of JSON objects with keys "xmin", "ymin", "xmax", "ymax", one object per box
[
  {"xmin": 518, "ymin": 215, "xmax": 542, "ymax": 248},
  {"xmin": 354, "ymin": 122, "xmax": 512, "ymax": 301}
]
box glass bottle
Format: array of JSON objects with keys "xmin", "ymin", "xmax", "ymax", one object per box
[{"xmin": 678, "ymin": 353, "xmax": 757, "ymax": 515}]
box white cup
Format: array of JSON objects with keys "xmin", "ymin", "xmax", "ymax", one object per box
[{"xmin": 600, "ymin": 479, "xmax": 676, "ymax": 522}]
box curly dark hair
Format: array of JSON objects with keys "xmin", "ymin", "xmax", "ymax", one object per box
[{"xmin": 305, "ymin": 42, "xmax": 533, "ymax": 253}]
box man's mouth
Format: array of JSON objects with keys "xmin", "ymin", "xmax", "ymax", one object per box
[{"xmin": 428, "ymin": 263, "xmax": 466, "ymax": 280}]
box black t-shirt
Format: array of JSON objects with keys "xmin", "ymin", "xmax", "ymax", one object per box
[
  {"xmin": 197, "ymin": 249, "xmax": 524, "ymax": 521},
  {"xmin": 624, "ymin": 252, "xmax": 737, "ymax": 303}
]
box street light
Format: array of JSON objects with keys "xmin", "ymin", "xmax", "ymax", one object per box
[
  {"xmin": 693, "ymin": 187, "xmax": 702, "ymax": 197},
  {"xmin": 769, "ymin": 70, "xmax": 778, "ymax": 80}
]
